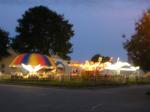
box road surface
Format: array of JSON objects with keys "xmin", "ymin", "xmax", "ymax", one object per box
[{"xmin": 0, "ymin": 84, "xmax": 150, "ymax": 112}]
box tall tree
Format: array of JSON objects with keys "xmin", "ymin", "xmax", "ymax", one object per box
[
  {"xmin": 91, "ymin": 54, "xmax": 110, "ymax": 63},
  {"xmin": 12, "ymin": 6, "xmax": 74, "ymax": 60},
  {"xmin": 123, "ymin": 9, "xmax": 150, "ymax": 71},
  {"xmin": 0, "ymin": 28, "xmax": 9, "ymax": 60}
]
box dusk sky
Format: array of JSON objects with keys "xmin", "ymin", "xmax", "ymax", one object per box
[{"xmin": 0, "ymin": 0, "xmax": 150, "ymax": 61}]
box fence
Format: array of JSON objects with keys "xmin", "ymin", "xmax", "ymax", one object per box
[
  {"xmin": 8, "ymin": 74, "xmax": 150, "ymax": 86},
  {"xmin": 61, "ymin": 75, "xmax": 150, "ymax": 85},
  {"xmin": 1, "ymin": 72, "xmax": 150, "ymax": 86}
]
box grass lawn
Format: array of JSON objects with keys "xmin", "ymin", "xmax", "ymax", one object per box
[
  {"xmin": 0, "ymin": 79, "xmax": 149, "ymax": 88},
  {"xmin": 0, "ymin": 79, "xmax": 128, "ymax": 88}
]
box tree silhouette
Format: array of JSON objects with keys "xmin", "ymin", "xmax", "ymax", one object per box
[
  {"xmin": 91, "ymin": 54, "xmax": 110, "ymax": 63},
  {"xmin": 123, "ymin": 9, "xmax": 150, "ymax": 71},
  {"xmin": 12, "ymin": 6, "xmax": 74, "ymax": 60},
  {"xmin": 0, "ymin": 28, "xmax": 9, "ymax": 60}
]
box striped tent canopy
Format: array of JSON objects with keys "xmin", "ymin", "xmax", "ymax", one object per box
[
  {"xmin": 56, "ymin": 60, "xmax": 65, "ymax": 68},
  {"xmin": 9, "ymin": 53, "xmax": 56, "ymax": 68}
]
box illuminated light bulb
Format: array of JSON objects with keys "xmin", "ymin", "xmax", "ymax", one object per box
[
  {"xmin": 21, "ymin": 64, "xmax": 43, "ymax": 73},
  {"xmin": 104, "ymin": 60, "xmax": 139, "ymax": 72}
]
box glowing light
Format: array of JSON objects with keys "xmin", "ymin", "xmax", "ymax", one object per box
[
  {"xmin": 80, "ymin": 60, "xmax": 102, "ymax": 71},
  {"xmin": 21, "ymin": 64, "xmax": 43, "ymax": 73},
  {"xmin": 69, "ymin": 57, "xmax": 140, "ymax": 73},
  {"xmin": 105, "ymin": 58, "xmax": 139, "ymax": 72}
]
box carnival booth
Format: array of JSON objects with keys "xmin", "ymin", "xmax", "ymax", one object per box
[
  {"xmin": 68, "ymin": 57, "xmax": 141, "ymax": 77},
  {"xmin": 56, "ymin": 59, "xmax": 72, "ymax": 76},
  {"xmin": 102, "ymin": 58, "xmax": 140, "ymax": 76},
  {"xmin": 69, "ymin": 60, "xmax": 106, "ymax": 76},
  {"xmin": 9, "ymin": 53, "xmax": 56, "ymax": 79}
]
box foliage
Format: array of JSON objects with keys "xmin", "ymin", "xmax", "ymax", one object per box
[
  {"xmin": 11, "ymin": 6, "xmax": 74, "ymax": 60},
  {"xmin": 123, "ymin": 9, "xmax": 150, "ymax": 71},
  {"xmin": 0, "ymin": 28, "xmax": 9, "ymax": 60},
  {"xmin": 91, "ymin": 54, "xmax": 110, "ymax": 63}
]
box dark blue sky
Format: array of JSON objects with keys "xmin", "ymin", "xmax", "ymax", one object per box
[{"xmin": 0, "ymin": 0, "xmax": 150, "ymax": 61}]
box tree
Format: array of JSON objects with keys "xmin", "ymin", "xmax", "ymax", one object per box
[
  {"xmin": 91, "ymin": 54, "xmax": 110, "ymax": 63},
  {"xmin": 0, "ymin": 28, "xmax": 9, "ymax": 60},
  {"xmin": 11, "ymin": 6, "xmax": 74, "ymax": 60},
  {"xmin": 123, "ymin": 9, "xmax": 150, "ymax": 71}
]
